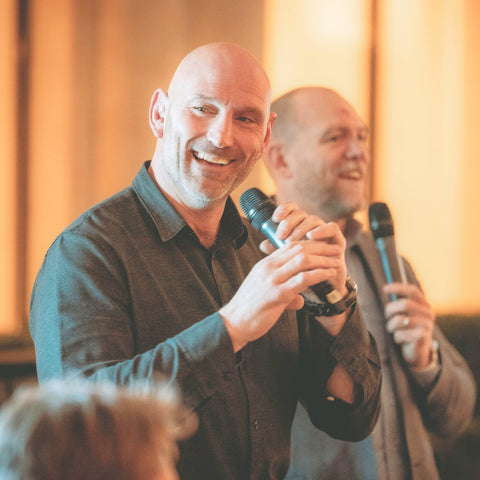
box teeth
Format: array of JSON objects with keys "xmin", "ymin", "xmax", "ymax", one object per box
[
  {"xmin": 195, "ymin": 151, "xmax": 232, "ymax": 165},
  {"xmin": 341, "ymin": 170, "xmax": 361, "ymax": 179}
]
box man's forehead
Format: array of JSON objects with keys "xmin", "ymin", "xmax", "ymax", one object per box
[
  {"xmin": 172, "ymin": 71, "xmax": 270, "ymax": 116},
  {"xmin": 327, "ymin": 107, "xmax": 368, "ymax": 129},
  {"xmin": 169, "ymin": 43, "xmax": 270, "ymax": 99},
  {"xmin": 304, "ymin": 100, "xmax": 366, "ymax": 130}
]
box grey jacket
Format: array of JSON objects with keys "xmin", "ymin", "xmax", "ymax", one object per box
[
  {"xmin": 287, "ymin": 220, "xmax": 476, "ymax": 480},
  {"xmin": 358, "ymin": 225, "xmax": 476, "ymax": 478}
]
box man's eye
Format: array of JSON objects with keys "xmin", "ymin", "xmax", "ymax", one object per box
[
  {"xmin": 193, "ymin": 106, "xmax": 206, "ymax": 112},
  {"xmin": 238, "ymin": 116, "xmax": 254, "ymax": 123}
]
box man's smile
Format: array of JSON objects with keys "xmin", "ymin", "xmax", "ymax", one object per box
[
  {"xmin": 192, "ymin": 150, "xmax": 234, "ymax": 166},
  {"xmin": 338, "ymin": 167, "xmax": 364, "ymax": 181}
]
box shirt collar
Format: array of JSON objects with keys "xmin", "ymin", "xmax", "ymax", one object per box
[
  {"xmin": 344, "ymin": 216, "xmax": 364, "ymax": 248},
  {"xmin": 132, "ymin": 161, "xmax": 248, "ymax": 248}
]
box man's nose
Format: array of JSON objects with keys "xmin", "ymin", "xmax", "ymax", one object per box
[
  {"xmin": 347, "ymin": 138, "xmax": 369, "ymax": 163},
  {"xmin": 207, "ymin": 112, "xmax": 234, "ymax": 148}
]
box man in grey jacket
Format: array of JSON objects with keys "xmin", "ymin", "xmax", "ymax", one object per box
[{"xmin": 264, "ymin": 86, "xmax": 476, "ymax": 480}]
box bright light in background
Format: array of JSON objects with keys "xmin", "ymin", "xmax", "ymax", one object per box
[
  {"xmin": 264, "ymin": 0, "xmax": 371, "ymax": 104},
  {"xmin": 299, "ymin": 0, "xmax": 365, "ymax": 45}
]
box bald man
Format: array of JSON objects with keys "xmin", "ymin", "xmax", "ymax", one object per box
[
  {"xmin": 30, "ymin": 46, "xmax": 381, "ymax": 479},
  {"xmin": 264, "ymin": 86, "xmax": 476, "ymax": 480}
]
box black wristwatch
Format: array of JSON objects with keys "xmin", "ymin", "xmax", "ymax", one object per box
[{"xmin": 303, "ymin": 276, "xmax": 358, "ymax": 317}]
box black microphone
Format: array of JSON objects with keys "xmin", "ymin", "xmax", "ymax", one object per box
[
  {"xmin": 369, "ymin": 202, "xmax": 417, "ymax": 361},
  {"xmin": 239, "ymin": 187, "xmax": 335, "ymax": 302},
  {"xmin": 369, "ymin": 202, "xmax": 405, "ymax": 301}
]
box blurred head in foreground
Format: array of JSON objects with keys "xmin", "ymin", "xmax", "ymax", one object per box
[{"xmin": 0, "ymin": 380, "xmax": 197, "ymax": 480}]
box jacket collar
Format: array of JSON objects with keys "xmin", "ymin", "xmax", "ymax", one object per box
[{"xmin": 345, "ymin": 217, "xmax": 388, "ymax": 308}]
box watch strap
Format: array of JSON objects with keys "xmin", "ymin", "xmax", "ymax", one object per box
[{"xmin": 303, "ymin": 276, "xmax": 357, "ymax": 317}]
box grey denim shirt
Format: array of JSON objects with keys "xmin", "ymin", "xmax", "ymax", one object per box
[{"xmin": 30, "ymin": 162, "xmax": 381, "ymax": 480}]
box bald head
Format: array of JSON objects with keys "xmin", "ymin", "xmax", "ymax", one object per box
[
  {"xmin": 265, "ymin": 86, "xmax": 369, "ymax": 224},
  {"xmin": 271, "ymin": 87, "xmax": 359, "ymax": 145},
  {"xmin": 168, "ymin": 43, "xmax": 272, "ymax": 108}
]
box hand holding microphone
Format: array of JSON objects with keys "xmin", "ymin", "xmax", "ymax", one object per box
[
  {"xmin": 219, "ymin": 189, "xmax": 353, "ymax": 352},
  {"xmin": 240, "ymin": 188, "xmax": 356, "ymax": 304},
  {"xmin": 240, "ymin": 188, "xmax": 342, "ymax": 296},
  {"xmin": 369, "ymin": 202, "xmax": 437, "ymax": 367}
]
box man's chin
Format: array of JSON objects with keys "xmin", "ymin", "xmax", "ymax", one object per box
[
  {"xmin": 185, "ymin": 189, "xmax": 230, "ymax": 210},
  {"xmin": 327, "ymin": 198, "xmax": 364, "ymax": 221}
]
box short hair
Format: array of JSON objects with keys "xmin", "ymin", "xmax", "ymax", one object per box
[{"xmin": 0, "ymin": 380, "xmax": 197, "ymax": 480}]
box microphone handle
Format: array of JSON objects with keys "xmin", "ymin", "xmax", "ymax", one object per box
[
  {"xmin": 260, "ymin": 220, "xmax": 285, "ymax": 249},
  {"xmin": 375, "ymin": 235, "xmax": 403, "ymax": 301}
]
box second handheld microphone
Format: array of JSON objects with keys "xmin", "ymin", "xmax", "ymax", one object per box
[{"xmin": 369, "ymin": 202, "xmax": 405, "ymax": 301}]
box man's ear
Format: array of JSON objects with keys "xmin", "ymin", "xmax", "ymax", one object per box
[
  {"xmin": 149, "ymin": 89, "xmax": 169, "ymax": 138},
  {"xmin": 264, "ymin": 141, "xmax": 293, "ymax": 180},
  {"xmin": 263, "ymin": 111, "xmax": 277, "ymax": 149}
]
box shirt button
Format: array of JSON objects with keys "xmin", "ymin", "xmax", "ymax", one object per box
[
  {"xmin": 253, "ymin": 418, "xmax": 260, "ymax": 430},
  {"xmin": 326, "ymin": 396, "xmax": 335, "ymax": 402}
]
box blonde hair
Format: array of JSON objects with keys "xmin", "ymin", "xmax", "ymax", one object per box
[{"xmin": 0, "ymin": 380, "xmax": 197, "ymax": 480}]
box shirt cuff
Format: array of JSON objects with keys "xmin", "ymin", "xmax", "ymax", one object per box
[{"xmin": 409, "ymin": 340, "xmax": 441, "ymax": 389}]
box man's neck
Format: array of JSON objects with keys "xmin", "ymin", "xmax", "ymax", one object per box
[
  {"xmin": 180, "ymin": 205, "xmax": 223, "ymax": 249},
  {"xmin": 148, "ymin": 164, "xmax": 224, "ymax": 248}
]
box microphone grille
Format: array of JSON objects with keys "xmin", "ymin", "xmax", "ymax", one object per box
[
  {"xmin": 240, "ymin": 188, "xmax": 276, "ymax": 230},
  {"xmin": 369, "ymin": 202, "xmax": 394, "ymax": 239}
]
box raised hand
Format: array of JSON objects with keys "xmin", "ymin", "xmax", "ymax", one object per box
[
  {"xmin": 384, "ymin": 282, "xmax": 436, "ymax": 367},
  {"xmin": 221, "ymin": 203, "xmax": 349, "ymax": 351}
]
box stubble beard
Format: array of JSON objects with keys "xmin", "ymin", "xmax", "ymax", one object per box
[{"xmin": 307, "ymin": 179, "xmax": 365, "ymax": 222}]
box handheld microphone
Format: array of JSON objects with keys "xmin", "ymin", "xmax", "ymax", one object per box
[
  {"xmin": 239, "ymin": 187, "xmax": 335, "ymax": 302},
  {"xmin": 369, "ymin": 202, "xmax": 405, "ymax": 301},
  {"xmin": 369, "ymin": 202, "xmax": 417, "ymax": 361}
]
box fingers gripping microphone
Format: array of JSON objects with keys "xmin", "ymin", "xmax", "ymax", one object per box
[
  {"xmin": 369, "ymin": 202, "xmax": 405, "ymax": 301},
  {"xmin": 239, "ymin": 187, "xmax": 335, "ymax": 303}
]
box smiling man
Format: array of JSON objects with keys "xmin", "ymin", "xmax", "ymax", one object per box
[
  {"xmin": 147, "ymin": 44, "xmax": 274, "ymax": 247},
  {"xmin": 30, "ymin": 46, "xmax": 382, "ymax": 480},
  {"xmin": 264, "ymin": 86, "xmax": 476, "ymax": 480}
]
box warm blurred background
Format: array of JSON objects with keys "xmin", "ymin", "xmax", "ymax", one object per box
[
  {"xmin": 0, "ymin": 0, "xmax": 479, "ymax": 475},
  {"xmin": 2, "ymin": 0, "xmax": 480, "ymax": 339}
]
